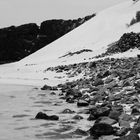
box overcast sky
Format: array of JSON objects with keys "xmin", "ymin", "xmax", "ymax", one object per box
[{"xmin": 0, "ymin": 0, "xmax": 127, "ymax": 27}]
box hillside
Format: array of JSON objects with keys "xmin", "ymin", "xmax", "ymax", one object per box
[
  {"xmin": 19, "ymin": 0, "xmax": 140, "ymax": 68},
  {"xmin": 0, "ymin": 14, "xmax": 95, "ymax": 64}
]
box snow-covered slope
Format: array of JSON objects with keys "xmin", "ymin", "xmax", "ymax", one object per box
[
  {"xmin": 18, "ymin": 0, "xmax": 140, "ymax": 69},
  {"xmin": 1, "ymin": 0, "xmax": 140, "ymax": 86}
]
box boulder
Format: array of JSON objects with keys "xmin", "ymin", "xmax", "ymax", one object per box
[
  {"xmin": 89, "ymin": 123, "xmax": 115, "ymax": 137},
  {"xmin": 88, "ymin": 106, "xmax": 110, "ymax": 120},
  {"xmin": 77, "ymin": 100, "xmax": 89, "ymax": 107},
  {"xmin": 35, "ymin": 112, "xmax": 59, "ymax": 120},
  {"xmin": 94, "ymin": 116, "xmax": 117, "ymax": 125}
]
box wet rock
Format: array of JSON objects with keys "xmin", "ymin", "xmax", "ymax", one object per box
[
  {"xmin": 50, "ymin": 92, "xmax": 56, "ymax": 95},
  {"xmin": 109, "ymin": 110, "xmax": 121, "ymax": 121},
  {"xmin": 112, "ymin": 105, "xmax": 124, "ymax": 113},
  {"xmin": 65, "ymin": 88, "xmax": 82, "ymax": 99},
  {"xmin": 115, "ymin": 127, "xmax": 131, "ymax": 136},
  {"xmin": 119, "ymin": 114, "xmax": 133, "ymax": 122},
  {"xmin": 41, "ymin": 85, "xmax": 52, "ymax": 90},
  {"xmin": 131, "ymin": 107, "xmax": 140, "ymax": 115},
  {"xmin": 66, "ymin": 97, "xmax": 75, "ymax": 103},
  {"xmin": 61, "ymin": 109, "xmax": 75, "ymax": 114},
  {"xmin": 72, "ymin": 115, "xmax": 84, "ymax": 120},
  {"xmin": 104, "ymin": 77, "xmax": 114, "ymax": 84},
  {"xmin": 134, "ymin": 80, "xmax": 140, "ymax": 90},
  {"xmin": 95, "ymin": 116, "xmax": 117, "ymax": 125},
  {"xmin": 116, "ymin": 133, "xmax": 140, "ymax": 140},
  {"xmin": 89, "ymin": 123, "xmax": 115, "ymax": 137},
  {"xmin": 77, "ymin": 100, "xmax": 89, "ymax": 107},
  {"xmin": 93, "ymin": 79, "xmax": 104, "ymax": 86},
  {"xmin": 88, "ymin": 106, "xmax": 110, "ymax": 120},
  {"xmin": 77, "ymin": 109, "xmax": 90, "ymax": 114},
  {"xmin": 123, "ymin": 80, "xmax": 131, "ymax": 87},
  {"xmin": 73, "ymin": 128, "xmax": 88, "ymax": 136},
  {"xmin": 131, "ymin": 124, "xmax": 140, "ymax": 134},
  {"xmin": 35, "ymin": 112, "xmax": 59, "ymax": 120},
  {"xmin": 119, "ymin": 120, "xmax": 130, "ymax": 128}
]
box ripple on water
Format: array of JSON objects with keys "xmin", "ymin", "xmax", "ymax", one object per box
[
  {"xmin": 54, "ymin": 125, "xmax": 74, "ymax": 133},
  {"xmin": 40, "ymin": 122, "xmax": 55, "ymax": 128},
  {"xmin": 35, "ymin": 131, "xmax": 83, "ymax": 139},
  {"xmin": 13, "ymin": 114, "xmax": 30, "ymax": 118},
  {"xmin": 34, "ymin": 101, "xmax": 52, "ymax": 104},
  {"xmin": 14, "ymin": 126, "xmax": 30, "ymax": 130}
]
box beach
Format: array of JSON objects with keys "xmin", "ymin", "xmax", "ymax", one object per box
[{"xmin": 0, "ymin": 83, "xmax": 93, "ymax": 140}]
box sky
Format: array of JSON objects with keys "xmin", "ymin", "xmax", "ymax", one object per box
[{"xmin": 0, "ymin": 0, "xmax": 128, "ymax": 28}]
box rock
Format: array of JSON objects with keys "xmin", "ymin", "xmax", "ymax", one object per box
[
  {"xmin": 93, "ymin": 79, "xmax": 104, "ymax": 86},
  {"xmin": 109, "ymin": 110, "xmax": 121, "ymax": 121},
  {"xmin": 35, "ymin": 112, "xmax": 59, "ymax": 120},
  {"xmin": 119, "ymin": 114, "xmax": 133, "ymax": 122},
  {"xmin": 65, "ymin": 88, "xmax": 82, "ymax": 99},
  {"xmin": 116, "ymin": 133, "xmax": 140, "ymax": 140},
  {"xmin": 115, "ymin": 127, "xmax": 131, "ymax": 136},
  {"xmin": 134, "ymin": 80, "xmax": 140, "ymax": 90},
  {"xmin": 104, "ymin": 77, "xmax": 114, "ymax": 84},
  {"xmin": 61, "ymin": 109, "xmax": 75, "ymax": 114},
  {"xmin": 73, "ymin": 128, "xmax": 88, "ymax": 136},
  {"xmin": 50, "ymin": 92, "xmax": 56, "ymax": 95},
  {"xmin": 131, "ymin": 107, "xmax": 140, "ymax": 115},
  {"xmin": 88, "ymin": 106, "xmax": 110, "ymax": 120},
  {"xmin": 119, "ymin": 120, "xmax": 130, "ymax": 128},
  {"xmin": 131, "ymin": 124, "xmax": 140, "ymax": 134},
  {"xmin": 137, "ymin": 116, "xmax": 140, "ymax": 124},
  {"xmin": 72, "ymin": 115, "xmax": 84, "ymax": 120},
  {"xmin": 77, "ymin": 100, "xmax": 89, "ymax": 107},
  {"xmin": 66, "ymin": 97, "xmax": 75, "ymax": 103},
  {"xmin": 112, "ymin": 105, "xmax": 124, "ymax": 113},
  {"xmin": 89, "ymin": 123, "xmax": 115, "ymax": 137},
  {"xmin": 41, "ymin": 85, "xmax": 52, "ymax": 90},
  {"xmin": 94, "ymin": 116, "xmax": 117, "ymax": 125},
  {"xmin": 88, "ymin": 62, "xmax": 96, "ymax": 68}
]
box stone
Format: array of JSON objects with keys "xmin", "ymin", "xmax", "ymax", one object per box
[
  {"xmin": 41, "ymin": 85, "xmax": 52, "ymax": 90},
  {"xmin": 109, "ymin": 110, "xmax": 121, "ymax": 121},
  {"xmin": 116, "ymin": 133, "xmax": 140, "ymax": 140},
  {"xmin": 131, "ymin": 124, "xmax": 140, "ymax": 134},
  {"xmin": 35, "ymin": 112, "xmax": 59, "ymax": 120},
  {"xmin": 131, "ymin": 107, "xmax": 140, "ymax": 115},
  {"xmin": 73, "ymin": 129, "xmax": 88, "ymax": 136},
  {"xmin": 89, "ymin": 123, "xmax": 115, "ymax": 137},
  {"xmin": 77, "ymin": 100, "xmax": 89, "ymax": 107},
  {"xmin": 72, "ymin": 115, "xmax": 84, "ymax": 120},
  {"xmin": 119, "ymin": 113, "xmax": 133, "ymax": 122},
  {"xmin": 88, "ymin": 106, "xmax": 110, "ymax": 120},
  {"xmin": 50, "ymin": 92, "xmax": 56, "ymax": 95},
  {"xmin": 115, "ymin": 127, "xmax": 131, "ymax": 136},
  {"xmin": 119, "ymin": 120, "xmax": 130, "ymax": 128},
  {"xmin": 94, "ymin": 116, "xmax": 117, "ymax": 125},
  {"xmin": 66, "ymin": 97, "xmax": 75, "ymax": 103},
  {"xmin": 93, "ymin": 79, "xmax": 104, "ymax": 86},
  {"xmin": 61, "ymin": 109, "xmax": 75, "ymax": 114}
]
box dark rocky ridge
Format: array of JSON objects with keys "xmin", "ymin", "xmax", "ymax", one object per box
[
  {"xmin": 0, "ymin": 13, "xmax": 95, "ymax": 64},
  {"xmin": 95, "ymin": 32, "xmax": 140, "ymax": 59}
]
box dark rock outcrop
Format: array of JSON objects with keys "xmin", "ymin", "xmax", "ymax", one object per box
[{"xmin": 0, "ymin": 13, "xmax": 95, "ymax": 64}]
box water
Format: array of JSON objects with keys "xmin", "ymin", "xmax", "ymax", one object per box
[{"xmin": 0, "ymin": 84, "xmax": 92, "ymax": 140}]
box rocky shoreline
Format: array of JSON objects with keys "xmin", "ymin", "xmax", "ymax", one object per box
[{"xmin": 39, "ymin": 56, "xmax": 140, "ymax": 139}]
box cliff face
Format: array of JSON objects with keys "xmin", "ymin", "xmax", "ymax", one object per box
[{"xmin": 0, "ymin": 14, "xmax": 95, "ymax": 64}]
